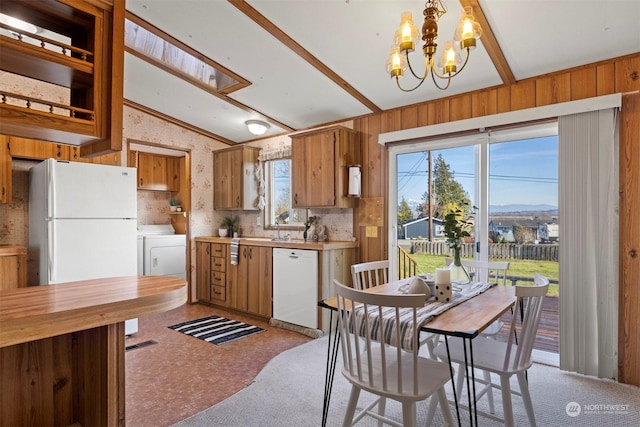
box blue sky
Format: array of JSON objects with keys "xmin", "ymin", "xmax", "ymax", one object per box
[{"xmin": 396, "ymin": 136, "xmax": 558, "ymax": 208}]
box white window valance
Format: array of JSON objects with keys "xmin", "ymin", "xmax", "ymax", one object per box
[{"xmin": 257, "ymin": 146, "xmax": 291, "ymax": 162}]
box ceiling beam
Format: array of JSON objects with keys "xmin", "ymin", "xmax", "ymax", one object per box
[
  {"xmin": 228, "ymin": 0, "xmax": 383, "ymax": 114},
  {"xmin": 460, "ymin": 0, "xmax": 516, "ymax": 85}
]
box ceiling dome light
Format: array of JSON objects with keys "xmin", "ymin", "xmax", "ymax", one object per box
[{"xmin": 245, "ymin": 120, "xmax": 270, "ymax": 136}]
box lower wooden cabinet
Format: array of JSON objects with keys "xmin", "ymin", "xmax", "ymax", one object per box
[
  {"xmin": 0, "ymin": 246, "xmax": 27, "ymax": 289},
  {"xmin": 228, "ymin": 245, "xmax": 272, "ymax": 317},
  {"xmin": 196, "ymin": 241, "xmax": 272, "ymax": 318}
]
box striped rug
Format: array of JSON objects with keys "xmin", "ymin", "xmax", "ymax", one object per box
[{"xmin": 168, "ymin": 315, "xmax": 264, "ymax": 345}]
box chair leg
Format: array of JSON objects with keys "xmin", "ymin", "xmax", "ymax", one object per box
[
  {"xmin": 499, "ymin": 375, "xmax": 515, "ymax": 427},
  {"xmin": 401, "ymin": 401, "xmax": 417, "ymax": 427},
  {"xmin": 425, "ymin": 395, "xmax": 438, "ymax": 426},
  {"xmin": 437, "ymin": 387, "xmax": 455, "ymax": 426},
  {"xmin": 377, "ymin": 397, "xmax": 386, "ymax": 427},
  {"xmin": 517, "ymin": 371, "xmax": 537, "ymax": 427},
  {"xmin": 483, "ymin": 370, "xmax": 495, "ymax": 414},
  {"xmin": 342, "ymin": 386, "xmax": 361, "ymax": 427}
]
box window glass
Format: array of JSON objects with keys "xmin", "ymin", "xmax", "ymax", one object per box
[{"xmin": 265, "ymin": 159, "xmax": 305, "ymax": 227}]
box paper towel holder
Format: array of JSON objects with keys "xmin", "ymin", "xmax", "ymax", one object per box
[{"xmin": 347, "ymin": 164, "xmax": 361, "ymax": 198}]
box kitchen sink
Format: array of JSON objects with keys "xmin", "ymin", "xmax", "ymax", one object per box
[{"xmin": 242, "ymin": 237, "xmax": 293, "ymax": 242}]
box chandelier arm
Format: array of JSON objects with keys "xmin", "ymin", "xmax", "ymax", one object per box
[
  {"xmin": 395, "ymin": 74, "xmax": 430, "ymax": 92},
  {"xmin": 405, "ymin": 51, "xmax": 429, "ymax": 80},
  {"xmin": 431, "ymin": 47, "xmax": 472, "ymax": 80},
  {"xmin": 430, "ymin": 68, "xmax": 452, "ymax": 90}
]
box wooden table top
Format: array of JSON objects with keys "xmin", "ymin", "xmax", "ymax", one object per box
[
  {"xmin": 0, "ymin": 276, "xmax": 187, "ymax": 347},
  {"xmin": 320, "ymin": 280, "xmax": 517, "ymax": 339}
]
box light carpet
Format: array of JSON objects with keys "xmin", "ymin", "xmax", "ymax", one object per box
[{"xmin": 172, "ymin": 336, "xmax": 639, "ymax": 426}]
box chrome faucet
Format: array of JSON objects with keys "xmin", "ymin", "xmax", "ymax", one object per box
[{"xmin": 275, "ymin": 220, "xmax": 281, "ymax": 240}]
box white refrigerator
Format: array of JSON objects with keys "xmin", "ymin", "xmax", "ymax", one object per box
[{"xmin": 29, "ymin": 159, "xmax": 139, "ymax": 334}]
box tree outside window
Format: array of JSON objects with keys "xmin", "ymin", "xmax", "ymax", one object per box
[{"xmin": 265, "ymin": 159, "xmax": 305, "ymax": 227}]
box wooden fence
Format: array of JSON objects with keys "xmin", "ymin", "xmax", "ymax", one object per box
[{"xmin": 409, "ymin": 241, "xmax": 559, "ymax": 262}]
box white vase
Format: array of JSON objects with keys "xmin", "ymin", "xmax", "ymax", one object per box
[{"xmin": 218, "ymin": 228, "xmax": 228, "ymax": 237}]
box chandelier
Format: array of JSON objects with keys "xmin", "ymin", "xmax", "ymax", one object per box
[{"xmin": 387, "ymin": 0, "xmax": 482, "ymax": 91}]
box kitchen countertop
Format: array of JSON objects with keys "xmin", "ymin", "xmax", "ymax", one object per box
[
  {"xmin": 0, "ymin": 275, "xmax": 187, "ymax": 348},
  {"xmin": 195, "ymin": 236, "xmax": 358, "ymax": 250}
]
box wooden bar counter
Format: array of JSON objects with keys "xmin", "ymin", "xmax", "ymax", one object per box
[{"xmin": 0, "ymin": 276, "xmax": 187, "ymax": 427}]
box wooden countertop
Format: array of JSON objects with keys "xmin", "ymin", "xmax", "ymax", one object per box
[
  {"xmin": 0, "ymin": 276, "xmax": 187, "ymax": 348},
  {"xmin": 195, "ymin": 236, "xmax": 358, "ymax": 250}
]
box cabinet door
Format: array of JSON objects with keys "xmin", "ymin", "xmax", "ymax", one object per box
[
  {"xmin": 8, "ymin": 137, "xmax": 69, "ymax": 160},
  {"xmin": 232, "ymin": 245, "xmax": 250, "ymax": 311},
  {"xmin": 0, "ymin": 136, "xmax": 11, "ymax": 204},
  {"xmin": 0, "ymin": 253, "xmax": 27, "ymax": 290},
  {"xmin": 247, "ymin": 246, "xmax": 273, "ymax": 317},
  {"xmin": 213, "ymin": 149, "xmax": 241, "ymax": 209},
  {"xmin": 137, "ymin": 152, "xmax": 166, "ymax": 190},
  {"xmin": 196, "ymin": 242, "xmax": 211, "ymax": 302},
  {"xmin": 291, "ymin": 132, "xmax": 336, "ymax": 207}
]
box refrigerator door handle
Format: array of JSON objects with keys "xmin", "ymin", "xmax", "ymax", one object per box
[
  {"xmin": 47, "ymin": 159, "xmax": 55, "ymax": 218},
  {"xmin": 48, "ymin": 220, "xmax": 55, "ymax": 283}
]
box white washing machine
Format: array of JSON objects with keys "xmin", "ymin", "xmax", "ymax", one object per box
[{"xmin": 137, "ymin": 224, "xmax": 186, "ymax": 280}]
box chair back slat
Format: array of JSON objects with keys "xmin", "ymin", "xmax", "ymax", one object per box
[{"xmin": 351, "ymin": 260, "xmax": 390, "ymax": 290}]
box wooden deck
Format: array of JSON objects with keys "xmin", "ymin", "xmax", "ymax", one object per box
[{"xmin": 493, "ymin": 295, "xmax": 559, "ymax": 353}]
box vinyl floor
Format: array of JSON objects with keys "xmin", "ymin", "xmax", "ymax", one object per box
[{"xmin": 125, "ymin": 303, "xmax": 312, "ymax": 427}]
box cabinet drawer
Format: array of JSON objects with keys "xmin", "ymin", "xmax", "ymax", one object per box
[
  {"xmin": 211, "ymin": 284, "xmax": 226, "ymax": 302},
  {"xmin": 211, "ymin": 243, "xmax": 227, "ymax": 257},
  {"xmin": 211, "ymin": 271, "xmax": 226, "ymax": 287},
  {"xmin": 211, "ymin": 257, "xmax": 226, "ymax": 272}
]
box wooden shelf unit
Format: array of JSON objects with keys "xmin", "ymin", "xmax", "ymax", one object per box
[{"xmin": 0, "ymin": 0, "xmax": 125, "ymax": 155}]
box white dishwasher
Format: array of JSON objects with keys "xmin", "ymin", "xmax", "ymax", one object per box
[{"xmin": 273, "ymin": 248, "xmax": 318, "ymax": 329}]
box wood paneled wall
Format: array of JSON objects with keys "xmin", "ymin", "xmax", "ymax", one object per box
[{"xmin": 352, "ymin": 53, "xmax": 640, "ymax": 386}]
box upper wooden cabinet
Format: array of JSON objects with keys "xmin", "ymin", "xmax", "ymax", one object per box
[
  {"xmin": 0, "ymin": 0, "xmax": 125, "ymax": 155},
  {"xmin": 129, "ymin": 151, "xmax": 179, "ymax": 192},
  {"xmin": 213, "ymin": 146, "xmax": 259, "ymax": 211},
  {"xmin": 291, "ymin": 125, "xmax": 360, "ymax": 208}
]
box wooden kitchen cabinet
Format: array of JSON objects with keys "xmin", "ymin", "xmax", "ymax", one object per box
[
  {"xmin": 196, "ymin": 242, "xmax": 229, "ymax": 306},
  {"xmin": 291, "ymin": 125, "xmax": 360, "ymax": 208},
  {"xmin": 196, "ymin": 242, "xmax": 212, "ymax": 302},
  {"xmin": 7, "ymin": 137, "xmax": 69, "ymax": 160},
  {"xmin": 0, "ymin": 0, "xmax": 125, "ymax": 155},
  {"xmin": 228, "ymin": 245, "xmax": 272, "ymax": 317},
  {"xmin": 197, "ymin": 241, "xmax": 272, "ymax": 318},
  {"xmin": 0, "ymin": 246, "xmax": 27, "ymax": 290},
  {"xmin": 213, "ymin": 146, "xmax": 259, "ymax": 210},
  {"xmin": 129, "ymin": 151, "xmax": 180, "ymax": 191}
]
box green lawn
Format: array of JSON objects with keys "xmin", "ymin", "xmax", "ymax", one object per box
[{"xmin": 409, "ymin": 254, "xmax": 560, "ymax": 296}]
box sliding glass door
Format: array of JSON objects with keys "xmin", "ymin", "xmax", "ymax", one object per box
[{"xmin": 390, "ymin": 123, "xmax": 558, "ymax": 279}]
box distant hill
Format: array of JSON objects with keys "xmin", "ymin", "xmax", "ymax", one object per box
[{"xmin": 490, "ymin": 204, "xmax": 557, "ymax": 213}]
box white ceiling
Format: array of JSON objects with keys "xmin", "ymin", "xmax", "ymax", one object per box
[{"xmin": 124, "ymin": 0, "xmax": 640, "ymax": 144}]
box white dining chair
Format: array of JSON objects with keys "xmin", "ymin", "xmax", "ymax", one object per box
[
  {"xmin": 352, "ymin": 260, "xmax": 439, "ymax": 359},
  {"xmin": 351, "ymin": 260, "xmax": 390, "ymax": 290},
  {"xmin": 433, "ymin": 273, "xmax": 550, "ymax": 426},
  {"xmin": 333, "ymin": 279, "xmax": 454, "ymax": 427}
]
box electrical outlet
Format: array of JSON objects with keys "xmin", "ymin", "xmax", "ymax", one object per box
[{"xmin": 256, "ymin": 216, "xmax": 261, "ymax": 226}]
